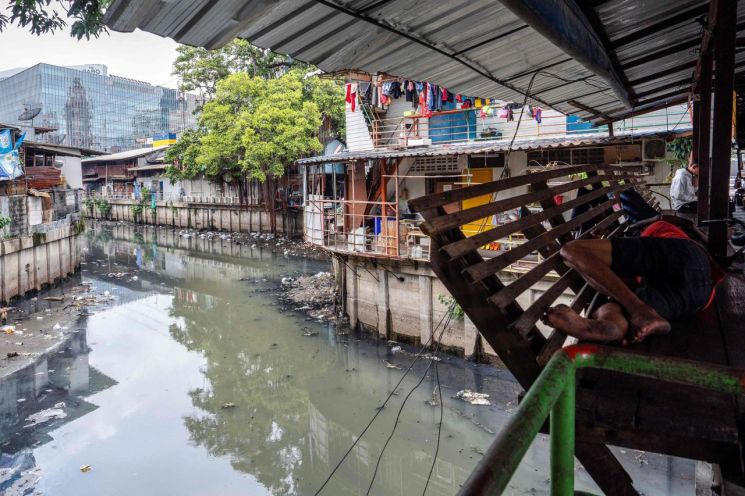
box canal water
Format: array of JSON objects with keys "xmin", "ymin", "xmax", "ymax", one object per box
[{"xmin": 0, "ymin": 224, "xmax": 693, "ymax": 495}]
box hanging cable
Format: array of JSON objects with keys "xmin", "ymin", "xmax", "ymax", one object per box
[
  {"xmin": 365, "ymin": 304, "xmax": 455, "ymax": 495},
  {"xmin": 421, "ymin": 349, "xmax": 443, "ymax": 496},
  {"xmin": 312, "ymin": 302, "xmax": 456, "ymax": 496}
]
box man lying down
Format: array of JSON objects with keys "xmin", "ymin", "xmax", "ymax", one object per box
[{"xmin": 544, "ymin": 218, "xmax": 723, "ymax": 344}]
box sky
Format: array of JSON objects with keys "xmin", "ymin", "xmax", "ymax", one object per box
[{"xmin": 0, "ymin": 23, "xmax": 181, "ymax": 88}]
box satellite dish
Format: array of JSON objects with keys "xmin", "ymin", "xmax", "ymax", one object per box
[{"xmin": 19, "ymin": 107, "xmax": 41, "ymax": 121}]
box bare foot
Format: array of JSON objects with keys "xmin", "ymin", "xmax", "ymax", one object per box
[
  {"xmin": 628, "ymin": 305, "xmax": 671, "ymax": 343},
  {"xmin": 543, "ymin": 304, "xmax": 586, "ymax": 332},
  {"xmin": 543, "ymin": 304, "xmax": 625, "ymax": 342}
]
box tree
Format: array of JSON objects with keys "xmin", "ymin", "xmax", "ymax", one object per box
[
  {"xmin": 0, "ymin": 0, "xmax": 110, "ymax": 39},
  {"xmin": 172, "ymin": 39, "xmax": 308, "ymax": 102},
  {"xmin": 165, "ymin": 70, "xmax": 344, "ymax": 232}
]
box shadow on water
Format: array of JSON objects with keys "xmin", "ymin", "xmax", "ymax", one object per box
[{"xmin": 0, "ymin": 222, "xmax": 694, "ymax": 495}]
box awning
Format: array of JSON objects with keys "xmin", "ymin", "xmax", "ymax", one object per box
[
  {"xmin": 298, "ymin": 127, "xmax": 691, "ymax": 164},
  {"xmin": 128, "ymin": 164, "xmax": 167, "ymax": 172},
  {"xmin": 104, "ymin": 0, "xmax": 745, "ymax": 124}
]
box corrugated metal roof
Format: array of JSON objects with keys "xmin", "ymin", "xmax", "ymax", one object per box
[
  {"xmin": 104, "ymin": 0, "xmax": 614, "ymax": 119},
  {"xmin": 81, "ymin": 145, "xmax": 169, "ymax": 164},
  {"xmin": 297, "ymin": 127, "xmax": 691, "ymax": 164},
  {"xmin": 128, "ymin": 164, "xmax": 167, "ymax": 172},
  {"xmin": 104, "ymin": 0, "xmax": 745, "ymax": 124}
]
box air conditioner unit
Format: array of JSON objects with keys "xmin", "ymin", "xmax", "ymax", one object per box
[{"xmin": 642, "ymin": 138, "xmax": 666, "ymax": 161}]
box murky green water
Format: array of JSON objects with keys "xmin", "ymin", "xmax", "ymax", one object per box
[{"xmin": 0, "ymin": 224, "xmax": 693, "ymax": 495}]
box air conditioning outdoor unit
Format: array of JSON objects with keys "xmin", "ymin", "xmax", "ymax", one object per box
[{"xmin": 642, "ymin": 138, "xmax": 666, "ymax": 161}]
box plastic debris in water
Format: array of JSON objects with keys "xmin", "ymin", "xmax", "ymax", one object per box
[
  {"xmin": 2, "ymin": 325, "xmax": 14, "ymax": 334},
  {"xmin": 221, "ymin": 402, "xmax": 236, "ymax": 409},
  {"xmin": 390, "ymin": 346, "xmax": 402, "ymax": 353},
  {"xmin": 455, "ymin": 389, "xmax": 491, "ymax": 406},
  {"xmin": 80, "ymin": 465, "xmax": 92, "ymax": 473}
]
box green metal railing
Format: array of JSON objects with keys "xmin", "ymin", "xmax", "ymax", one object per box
[{"xmin": 459, "ymin": 344, "xmax": 745, "ymax": 495}]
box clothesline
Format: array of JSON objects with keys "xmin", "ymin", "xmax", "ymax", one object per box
[{"xmin": 345, "ymin": 77, "xmax": 544, "ymax": 124}]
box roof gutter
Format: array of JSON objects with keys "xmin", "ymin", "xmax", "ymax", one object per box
[{"xmin": 499, "ymin": 0, "xmax": 632, "ymax": 109}]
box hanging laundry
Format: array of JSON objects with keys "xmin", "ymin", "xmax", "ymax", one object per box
[
  {"xmin": 441, "ymin": 88, "xmax": 448, "ymax": 102},
  {"xmin": 498, "ymin": 107, "xmax": 510, "ymax": 119},
  {"xmin": 345, "ymin": 83, "xmax": 358, "ymax": 112},
  {"xmin": 381, "ymin": 81, "xmax": 392, "ymax": 96},
  {"xmin": 507, "ymin": 107, "xmax": 514, "ymax": 122},
  {"xmin": 404, "ymin": 80, "xmax": 416, "ymax": 104},
  {"xmin": 504, "ymin": 102, "xmax": 521, "ymax": 110},
  {"xmin": 475, "ymin": 98, "xmax": 483, "ymax": 108},
  {"xmin": 462, "ymin": 98, "xmax": 473, "ymax": 109},
  {"xmin": 526, "ymin": 105, "xmax": 534, "ymax": 118},
  {"xmin": 534, "ymin": 107, "xmax": 543, "ymax": 124},
  {"xmin": 390, "ymin": 81, "xmax": 402, "ymax": 99},
  {"xmin": 359, "ymin": 82, "xmax": 372, "ymax": 104},
  {"xmin": 456, "ymin": 94, "xmax": 463, "ymax": 103}
]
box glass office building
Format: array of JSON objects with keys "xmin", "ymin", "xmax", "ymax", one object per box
[{"xmin": 0, "ymin": 63, "xmax": 199, "ymax": 153}]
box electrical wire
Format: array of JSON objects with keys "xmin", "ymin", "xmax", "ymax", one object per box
[
  {"xmin": 311, "ymin": 303, "xmax": 456, "ymax": 496},
  {"xmin": 364, "ymin": 305, "xmax": 455, "ymax": 495},
  {"xmin": 421, "ymin": 351, "xmax": 443, "ymax": 496}
]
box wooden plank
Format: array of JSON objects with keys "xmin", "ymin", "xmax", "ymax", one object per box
[
  {"xmin": 422, "ymin": 174, "xmax": 635, "ymax": 235},
  {"xmin": 464, "ymin": 206, "xmax": 623, "ymax": 283},
  {"xmin": 575, "ymin": 442, "xmax": 639, "ymax": 496},
  {"xmin": 490, "ymin": 254, "xmax": 565, "ymax": 308},
  {"xmin": 715, "ymin": 274, "xmax": 745, "ymax": 476},
  {"xmin": 536, "ymin": 283, "xmax": 596, "ymax": 366},
  {"xmin": 488, "ymin": 202, "xmax": 628, "ymax": 307},
  {"xmin": 409, "ymin": 164, "xmax": 628, "ymax": 211},
  {"xmin": 441, "ymin": 182, "xmax": 626, "ymax": 259},
  {"xmin": 423, "ymin": 206, "xmax": 545, "ymax": 388},
  {"xmin": 511, "ymin": 269, "xmax": 576, "ymax": 338}
]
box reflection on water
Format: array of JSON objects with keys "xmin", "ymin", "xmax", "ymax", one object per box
[{"xmin": 0, "ymin": 223, "xmax": 694, "ymax": 495}]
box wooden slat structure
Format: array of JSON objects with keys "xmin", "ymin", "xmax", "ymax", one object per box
[{"xmin": 409, "ymin": 165, "xmax": 745, "ymax": 495}]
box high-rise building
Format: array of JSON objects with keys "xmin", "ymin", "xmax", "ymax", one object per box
[{"xmin": 0, "ymin": 63, "xmax": 199, "ymax": 153}]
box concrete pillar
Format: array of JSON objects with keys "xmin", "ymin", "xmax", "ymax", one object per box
[
  {"xmin": 348, "ymin": 263, "xmax": 359, "ymax": 328},
  {"xmin": 419, "ymin": 275, "xmax": 433, "ymax": 346},
  {"xmin": 377, "ymin": 267, "xmax": 389, "ymax": 338},
  {"xmin": 463, "ymin": 314, "xmax": 479, "ymax": 360}
]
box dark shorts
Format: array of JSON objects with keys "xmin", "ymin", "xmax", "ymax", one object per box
[{"xmin": 610, "ymin": 237, "xmax": 713, "ymax": 320}]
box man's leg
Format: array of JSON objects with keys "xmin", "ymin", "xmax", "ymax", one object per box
[
  {"xmin": 553, "ymin": 239, "xmax": 670, "ymax": 341},
  {"xmin": 544, "ymin": 302, "xmax": 629, "ymax": 342}
]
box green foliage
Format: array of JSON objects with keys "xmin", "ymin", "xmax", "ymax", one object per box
[
  {"xmin": 437, "ymin": 294, "xmax": 465, "ymax": 320},
  {"xmin": 93, "ymin": 197, "xmax": 111, "ymax": 218},
  {"xmin": 172, "ymin": 39, "xmax": 308, "ymax": 102},
  {"xmin": 665, "ymin": 136, "xmax": 693, "ymax": 181},
  {"xmin": 165, "ymin": 70, "xmax": 342, "ymax": 185},
  {"xmin": 0, "ymin": 0, "xmax": 111, "ymax": 39},
  {"xmin": 130, "ymin": 187, "xmax": 151, "ymax": 220},
  {"xmin": 667, "ymin": 137, "xmax": 692, "ymax": 165},
  {"xmin": 0, "ymin": 215, "xmax": 11, "ymax": 233},
  {"xmin": 83, "ymin": 196, "xmax": 95, "ymax": 215}
]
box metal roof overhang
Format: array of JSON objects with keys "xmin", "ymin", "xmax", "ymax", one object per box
[
  {"xmin": 297, "ymin": 127, "xmax": 692, "ymax": 164},
  {"xmin": 104, "ymin": 0, "xmax": 745, "ymax": 124}
]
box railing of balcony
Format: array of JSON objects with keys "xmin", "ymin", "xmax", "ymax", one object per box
[{"xmin": 346, "ymin": 101, "xmax": 690, "ymax": 150}]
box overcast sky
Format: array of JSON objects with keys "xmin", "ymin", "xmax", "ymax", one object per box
[{"xmin": 1, "ymin": 23, "xmax": 181, "ymax": 88}]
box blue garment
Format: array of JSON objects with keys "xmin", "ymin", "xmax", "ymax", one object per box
[
  {"xmin": 0, "ymin": 129, "xmax": 12, "ymax": 154},
  {"xmin": 133, "ymin": 181, "xmax": 141, "ymax": 200}
]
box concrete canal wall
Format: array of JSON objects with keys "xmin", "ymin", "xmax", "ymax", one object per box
[
  {"xmin": 336, "ymin": 255, "xmax": 568, "ymax": 363},
  {"xmin": 85, "ymin": 199, "xmax": 303, "ymax": 236},
  {"xmin": 0, "ymin": 217, "xmax": 84, "ymax": 303}
]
